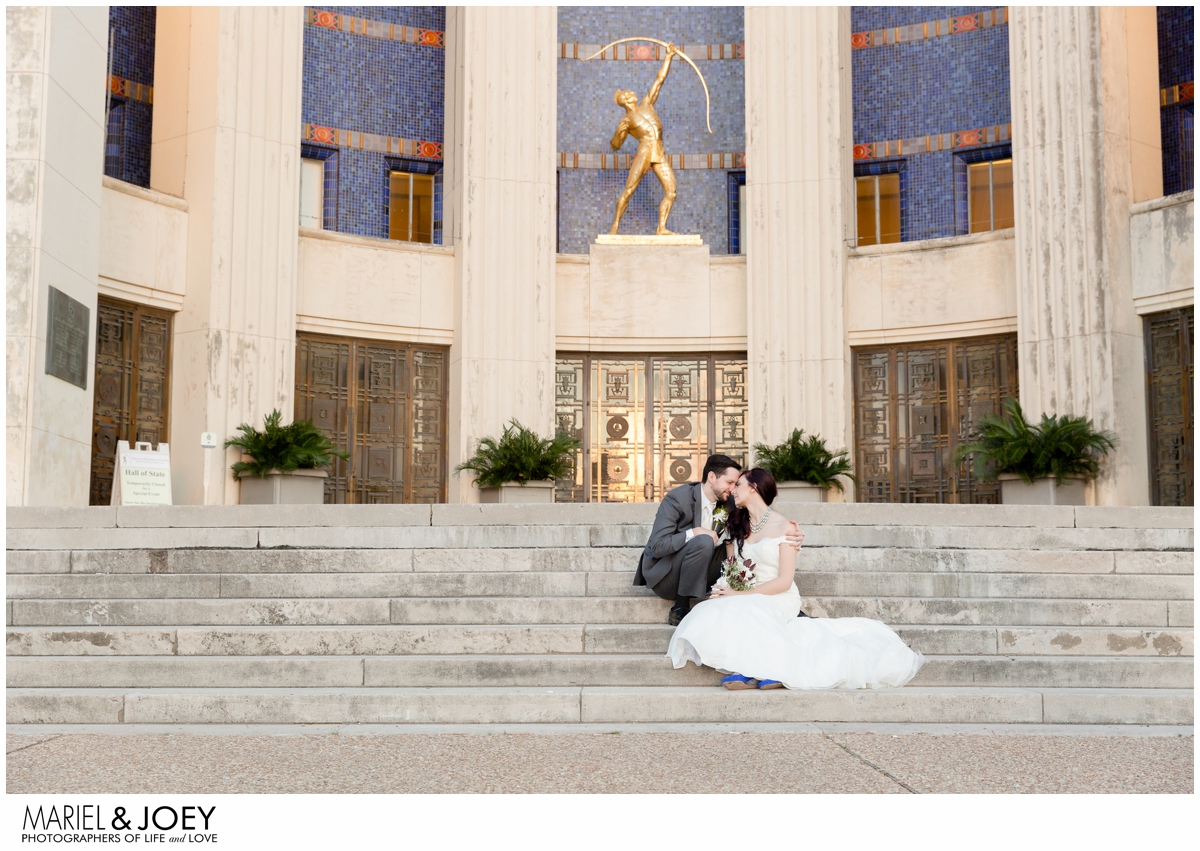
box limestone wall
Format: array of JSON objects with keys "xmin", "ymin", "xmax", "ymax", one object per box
[
  {"xmin": 846, "ymin": 229, "xmax": 1017, "ymax": 345},
  {"xmin": 1130, "ymin": 192, "xmax": 1194, "ymax": 315},
  {"xmin": 97, "ymin": 177, "xmax": 189, "ymax": 310},
  {"xmin": 296, "ymin": 229, "xmax": 454, "ymax": 345}
]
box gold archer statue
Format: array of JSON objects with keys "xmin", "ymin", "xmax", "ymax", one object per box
[{"xmin": 584, "ymin": 39, "xmax": 712, "ymax": 236}]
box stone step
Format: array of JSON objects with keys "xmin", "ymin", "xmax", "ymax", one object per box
[
  {"xmin": 10, "ymin": 570, "xmax": 1189, "ymax": 602},
  {"xmin": 12, "ymin": 595, "xmax": 1188, "ymax": 628},
  {"xmin": 9, "ymin": 548, "xmax": 1193, "ymax": 577},
  {"xmin": 588, "ymin": 571, "xmax": 1193, "ymax": 600},
  {"xmin": 805, "ymin": 597, "xmax": 1189, "ymax": 627},
  {"xmin": 8, "ymin": 654, "xmax": 1191, "ymax": 689},
  {"xmin": 9, "ymin": 503, "xmax": 1192, "ymax": 531},
  {"xmin": 6, "ymin": 686, "xmax": 1192, "ymax": 726},
  {"xmin": 8, "ymin": 624, "xmax": 1193, "ymax": 658},
  {"xmin": 6, "ymin": 572, "xmax": 591, "ymax": 599},
  {"xmin": 8, "ymin": 523, "xmax": 1192, "ymax": 553}
]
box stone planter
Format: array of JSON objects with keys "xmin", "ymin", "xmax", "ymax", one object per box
[
  {"xmin": 479, "ymin": 480, "xmax": 556, "ymax": 504},
  {"xmin": 774, "ymin": 481, "xmax": 828, "ymax": 503},
  {"xmin": 998, "ymin": 473, "xmax": 1087, "ymax": 505},
  {"xmin": 238, "ymin": 469, "xmax": 328, "ymax": 505}
]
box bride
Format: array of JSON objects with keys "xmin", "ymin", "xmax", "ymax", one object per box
[{"xmin": 667, "ymin": 467, "xmax": 924, "ymax": 690}]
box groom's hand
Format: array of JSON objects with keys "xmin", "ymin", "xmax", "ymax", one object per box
[
  {"xmin": 691, "ymin": 528, "xmax": 718, "ymax": 543},
  {"xmin": 784, "ymin": 521, "xmax": 805, "ymax": 549}
]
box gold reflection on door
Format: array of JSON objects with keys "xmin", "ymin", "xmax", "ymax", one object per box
[
  {"xmin": 590, "ymin": 358, "xmax": 647, "ymax": 502},
  {"xmin": 555, "ymin": 354, "xmax": 748, "ymax": 502}
]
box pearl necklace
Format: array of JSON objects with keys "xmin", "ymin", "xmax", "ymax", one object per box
[{"xmin": 750, "ymin": 506, "xmax": 772, "ymax": 533}]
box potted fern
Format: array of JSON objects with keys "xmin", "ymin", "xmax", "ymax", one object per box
[
  {"xmin": 753, "ymin": 428, "xmax": 856, "ymax": 503},
  {"xmin": 456, "ymin": 419, "xmax": 580, "ymax": 503},
  {"xmin": 954, "ymin": 398, "xmax": 1117, "ymax": 505},
  {"xmin": 225, "ymin": 409, "xmax": 349, "ymax": 505}
]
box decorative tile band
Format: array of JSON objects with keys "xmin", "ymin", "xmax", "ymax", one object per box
[
  {"xmin": 559, "ymin": 42, "xmax": 743, "ymax": 61},
  {"xmin": 108, "ymin": 74, "xmax": 152, "ymax": 105},
  {"xmin": 854, "ymin": 124, "xmax": 1012, "ymax": 160},
  {"xmin": 1161, "ymin": 81, "xmax": 1194, "ymax": 106},
  {"xmin": 305, "ymin": 7, "xmax": 444, "ymax": 48},
  {"xmin": 558, "ymin": 152, "xmax": 745, "ymax": 170},
  {"xmin": 852, "ymin": 8, "xmax": 1008, "ymax": 49},
  {"xmin": 303, "ymin": 124, "xmax": 442, "ymax": 160}
]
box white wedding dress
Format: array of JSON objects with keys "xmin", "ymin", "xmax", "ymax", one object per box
[{"xmin": 667, "ymin": 535, "xmax": 924, "ymax": 689}]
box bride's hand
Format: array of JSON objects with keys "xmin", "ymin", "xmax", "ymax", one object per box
[{"xmin": 709, "ymin": 584, "xmax": 738, "ymax": 599}]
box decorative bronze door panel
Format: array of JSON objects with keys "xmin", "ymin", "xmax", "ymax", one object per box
[
  {"xmin": 555, "ymin": 354, "xmax": 749, "ymax": 502},
  {"xmin": 590, "ymin": 358, "xmax": 648, "ymax": 503},
  {"xmin": 295, "ymin": 334, "xmax": 447, "ymax": 504},
  {"xmin": 650, "ymin": 359, "xmax": 708, "ymax": 500},
  {"xmin": 853, "ymin": 335, "xmax": 1017, "ymax": 504},
  {"xmin": 89, "ymin": 297, "xmax": 172, "ymax": 505},
  {"xmin": 1145, "ymin": 308, "xmax": 1193, "ymax": 506},
  {"xmin": 554, "ymin": 359, "xmax": 587, "ymax": 503}
]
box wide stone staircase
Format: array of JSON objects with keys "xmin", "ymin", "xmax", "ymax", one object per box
[{"xmin": 6, "ymin": 503, "xmax": 1194, "ymax": 728}]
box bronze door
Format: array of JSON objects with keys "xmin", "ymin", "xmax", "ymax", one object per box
[
  {"xmin": 1145, "ymin": 308, "xmax": 1194, "ymax": 506},
  {"xmin": 89, "ymin": 297, "xmax": 172, "ymax": 505},
  {"xmin": 295, "ymin": 334, "xmax": 447, "ymax": 503},
  {"xmin": 554, "ymin": 354, "xmax": 749, "ymax": 503},
  {"xmin": 853, "ymin": 335, "xmax": 1018, "ymax": 503}
]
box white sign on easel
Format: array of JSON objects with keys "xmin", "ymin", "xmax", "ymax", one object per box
[{"xmin": 111, "ymin": 440, "xmax": 173, "ymax": 506}]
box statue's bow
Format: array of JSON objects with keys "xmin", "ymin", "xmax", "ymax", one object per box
[{"xmin": 582, "ymin": 38, "xmax": 712, "ymax": 134}]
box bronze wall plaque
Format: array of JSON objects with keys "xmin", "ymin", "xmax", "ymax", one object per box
[{"xmin": 46, "ymin": 286, "xmax": 90, "ymax": 389}]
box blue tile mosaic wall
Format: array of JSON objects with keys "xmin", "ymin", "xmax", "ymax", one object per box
[
  {"xmin": 1158, "ymin": 6, "xmax": 1194, "ymax": 195},
  {"xmin": 302, "ymin": 6, "xmax": 445, "ymax": 241},
  {"xmin": 851, "ymin": 6, "xmax": 1010, "ymax": 242},
  {"xmin": 557, "ymin": 7, "xmax": 745, "ymax": 254},
  {"xmin": 104, "ymin": 7, "xmax": 155, "ymax": 189}
]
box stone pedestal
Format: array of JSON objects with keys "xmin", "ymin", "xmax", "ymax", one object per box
[
  {"xmin": 999, "ymin": 474, "xmax": 1088, "ymax": 506},
  {"xmin": 238, "ymin": 469, "xmax": 328, "ymax": 505},
  {"xmin": 6, "ymin": 7, "xmax": 108, "ymax": 505},
  {"xmin": 744, "ymin": 7, "xmax": 854, "ymax": 501},
  {"xmin": 1009, "ymin": 7, "xmax": 1157, "ymax": 504},
  {"xmin": 443, "ymin": 7, "xmax": 558, "ymax": 502},
  {"xmin": 775, "ymin": 481, "xmax": 827, "ymax": 503},
  {"xmin": 479, "ymin": 481, "xmax": 556, "ymax": 504}
]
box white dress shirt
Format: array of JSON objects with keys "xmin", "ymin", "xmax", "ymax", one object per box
[{"xmin": 685, "ymin": 487, "xmax": 717, "ymax": 542}]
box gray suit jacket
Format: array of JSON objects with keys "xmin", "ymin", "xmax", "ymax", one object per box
[{"xmin": 633, "ymin": 482, "xmax": 708, "ymax": 588}]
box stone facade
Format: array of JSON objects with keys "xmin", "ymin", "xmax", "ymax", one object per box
[{"xmin": 5, "ymin": 5, "xmax": 1194, "ymax": 507}]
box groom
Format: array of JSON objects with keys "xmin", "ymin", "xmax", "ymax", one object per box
[{"xmin": 634, "ymin": 454, "xmax": 743, "ymax": 625}]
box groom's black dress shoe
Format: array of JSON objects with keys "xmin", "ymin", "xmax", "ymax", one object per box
[{"xmin": 669, "ymin": 599, "xmax": 690, "ymax": 626}]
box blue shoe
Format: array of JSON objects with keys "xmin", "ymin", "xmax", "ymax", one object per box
[
  {"xmin": 721, "ymin": 674, "xmax": 758, "ymax": 690},
  {"xmin": 757, "ymin": 679, "xmax": 784, "ymax": 690}
]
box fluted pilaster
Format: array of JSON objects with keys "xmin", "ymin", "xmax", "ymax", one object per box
[
  {"xmin": 166, "ymin": 7, "xmax": 304, "ymax": 504},
  {"xmin": 1010, "ymin": 7, "xmax": 1150, "ymax": 504},
  {"xmin": 744, "ymin": 6, "xmax": 854, "ymax": 495},
  {"xmin": 443, "ymin": 6, "xmax": 558, "ymax": 502}
]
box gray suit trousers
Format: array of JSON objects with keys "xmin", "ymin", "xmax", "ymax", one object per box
[{"xmin": 649, "ymin": 534, "xmax": 725, "ymax": 601}]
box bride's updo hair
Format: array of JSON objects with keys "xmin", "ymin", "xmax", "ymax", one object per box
[{"xmin": 727, "ymin": 467, "xmax": 778, "ymax": 555}]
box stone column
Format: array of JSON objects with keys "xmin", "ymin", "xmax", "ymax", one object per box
[
  {"xmin": 744, "ymin": 6, "xmax": 855, "ymax": 499},
  {"xmin": 443, "ymin": 7, "xmax": 557, "ymax": 502},
  {"xmin": 164, "ymin": 7, "xmax": 304, "ymax": 504},
  {"xmin": 1010, "ymin": 7, "xmax": 1155, "ymax": 504},
  {"xmin": 6, "ymin": 7, "xmax": 108, "ymax": 505}
]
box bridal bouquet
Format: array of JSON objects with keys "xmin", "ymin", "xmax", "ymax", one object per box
[{"xmin": 722, "ymin": 555, "xmax": 757, "ymax": 591}]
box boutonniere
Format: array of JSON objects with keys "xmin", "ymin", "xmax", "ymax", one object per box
[{"xmin": 712, "ymin": 505, "xmax": 728, "ymax": 525}]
